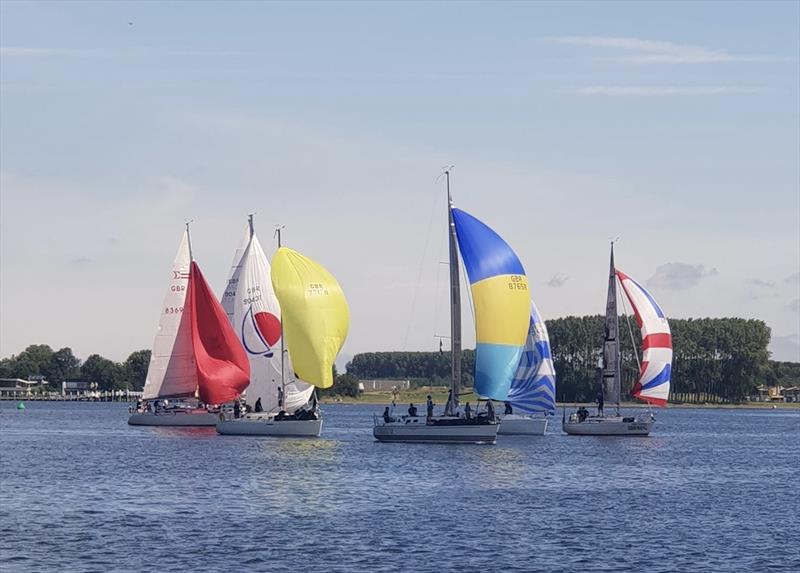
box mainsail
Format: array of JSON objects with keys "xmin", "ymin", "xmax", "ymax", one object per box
[
  {"xmin": 228, "ymin": 228, "xmax": 314, "ymax": 412},
  {"xmin": 617, "ymin": 270, "xmax": 672, "ymax": 407},
  {"xmin": 603, "ymin": 245, "xmax": 622, "ymax": 408},
  {"xmin": 270, "ymin": 247, "xmax": 350, "ymax": 388},
  {"xmin": 142, "ymin": 230, "xmax": 197, "ymax": 400},
  {"xmin": 451, "ymin": 208, "xmax": 530, "ymax": 401},
  {"xmin": 507, "ymin": 301, "xmax": 556, "ymax": 414}
]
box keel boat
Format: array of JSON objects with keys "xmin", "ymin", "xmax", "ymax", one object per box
[
  {"xmin": 129, "ymin": 224, "xmax": 250, "ymax": 427},
  {"xmin": 217, "ymin": 221, "xmax": 349, "ymax": 437},
  {"xmin": 374, "ymin": 170, "xmax": 530, "ymax": 444},
  {"xmin": 563, "ymin": 243, "xmax": 671, "ymax": 436}
]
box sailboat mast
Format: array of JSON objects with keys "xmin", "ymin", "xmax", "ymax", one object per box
[
  {"xmin": 185, "ymin": 221, "xmax": 194, "ymax": 261},
  {"xmin": 276, "ymin": 224, "xmax": 286, "ymax": 408},
  {"xmin": 446, "ymin": 170, "xmax": 462, "ymax": 414},
  {"xmin": 602, "ymin": 242, "xmax": 622, "ymax": 414}
]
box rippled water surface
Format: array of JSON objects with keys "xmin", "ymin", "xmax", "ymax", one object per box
[{"xmin": 1, "ymin": 402, "xmax": 798, "ymax": 572}]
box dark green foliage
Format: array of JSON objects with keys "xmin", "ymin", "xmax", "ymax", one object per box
[
  {"xmin": 346, "ymin": 316, "xmax": 778, "ymax": 404},
  {"xmin": 81, "ymin": 354, "xmax": 128, "ymax": 391},
  {"xmin": 124, "ymin": 350, "xmax": 151, "ymax": 391}
]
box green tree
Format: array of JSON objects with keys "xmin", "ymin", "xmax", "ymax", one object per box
[
  {"xmin": 124, "ymin": 350, "xmax": 151, "ymax": 391},
  {"xmin": 81, "ymin": 354, "xmax": 126, "ymax": 391},
  {"xmin": 48, "ymin": 347, "xmax": 82, "ymax": 388}
]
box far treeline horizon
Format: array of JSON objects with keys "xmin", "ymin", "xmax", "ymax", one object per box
[{"xmin": 2, "ymin": 316, "xmax": 799, "ymax": 404}]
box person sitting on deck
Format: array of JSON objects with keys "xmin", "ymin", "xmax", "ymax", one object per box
[
  {"xmin": 407, "ymin": 403, "xmax": 418, "ymax": 417},
  {"xmin": 254, "ymin": 397, "xmax": 263, "ymax": 413},
  {"xmin": 504, "ymin": 401, "xmax": 513, "ymax": 415},
  {"xmin": 383, "ymin": 406, "xmax": 393, "ymax": 423},
  {"xmin": 426, "ymin": 395, "xmax": 434, "ymax": 419},
  {"xmin": 464, "ymin": 402, "xmax": 473, "ymax": 419},
  {"xmin": 577, "ymin": 406, "xmax": 589, "ymax": 422}
]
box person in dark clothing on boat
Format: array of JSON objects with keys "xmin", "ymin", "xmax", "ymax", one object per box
[
  {"xmin": 233, "ymin": 400, "xmax": 241, "ymax": 419},
  {"xmin": 277, "ymin": 386, "xmax": 284, "ymax": 409},
  {"xmin": 464, "ymin": 402, "xmax": 472, "ymax": 419},
  {"xmin": 383, "ymin": 406, "xmax": 392, "ymax": 423},
  {"xmin": 408, "ymin": 403, "xmax": 418, "ymax": 417},
  {"xmin": 504, "ymin": 401, "xmax": 513, "ymax": 415},
  {"xmin": 577, "ymin": 406, "xmax": 589, "ymax": 422},
  {"xmin": 444, "ymin": 389, "xmax": 453, "ymax": 415},
  {"xmin": 596, "ymin": 392, "xmax": 604, "ymax": 416},
  {"xmin": 254, "ymin": 397, "xmax": 263, "ymax": 413},
  {"xmin": 486, "ymin": 400, "xmax": 496, "ymax": 421},
  {"xmin": 426, "ymin": 395, "xmax": 434, "ymax": 419}
]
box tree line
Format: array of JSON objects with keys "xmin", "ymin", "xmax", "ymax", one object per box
[
  {"xmin": 0, "ymin": 345, "xmax": 151, "ymax": 392},
  {"xmin": 2, "ymin": 316, "xmax": 797, "ymax": 402},
  {"xmin": 346, "ymin": 316, "xmax": 795, "ymax": 404}
]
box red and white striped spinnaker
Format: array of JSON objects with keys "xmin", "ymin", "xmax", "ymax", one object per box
[{"xmin": 616, "ymin": 271, "xmax": 672, "ymax": 407}]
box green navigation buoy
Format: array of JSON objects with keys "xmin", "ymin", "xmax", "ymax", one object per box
[{"xmin": 17, "ymin": 402, "xmax": 25, "ymax": 410}]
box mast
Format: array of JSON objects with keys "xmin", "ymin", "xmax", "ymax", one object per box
[
  {"xmin": 185, "ymin": 220, "xmax": 194, "ymax": 261},
  {"xmin": 446, "ymin": 169, "xmax": 462, "ymax": 415},
  {"xmin": 602, "ymin": 242, "xmax": 621, "ymax": 414},
  {"xmin": 275, "ymin": 224, "xmax": 286, "ymax": 409}
]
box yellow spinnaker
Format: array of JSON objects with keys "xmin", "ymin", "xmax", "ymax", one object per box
[{"xmin": 271, "ymin": 247, "xmax": 349, "ymax": 389}]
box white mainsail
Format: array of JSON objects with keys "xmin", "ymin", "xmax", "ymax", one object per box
[
  {"xmin": 142, "ymin": 230, "xmax": 198, "ymax": 400},
  {"xmin": 229, "ymin": 227, "xmax": 313, "ymax": 413},
  {"xmin": 221, "ymin": 225, "xmax": 251, "ymax": 322}
]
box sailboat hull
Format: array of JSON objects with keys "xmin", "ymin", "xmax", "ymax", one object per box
[
  {"xmin": 373, "ymin": 416, "xmax": 498, "ymax": 444},
  {"xmin": 127, "ymin": 411, "xmax": 219, "ymax": 427},
  {"xmin": 216, "ymin": 415, "xmax": 322, "ymax": 437},
  {"xmin": 498, "ymin": 415, "xmax": 548, "ymax": 435},
  {"xmin": 562, "ymin": 415, "xmax": 653, "ymax": 436}
]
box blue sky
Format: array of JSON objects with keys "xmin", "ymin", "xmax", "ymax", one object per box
[{"xmin": 1, "ymin": 0, "xmax": 798, "ymax": 364}]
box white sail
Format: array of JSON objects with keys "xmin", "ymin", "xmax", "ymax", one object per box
[
  {"xmin": 221, "ymin": 225, "xmax": 251, "ymax": 323},
  {"xmin": 231, "ymin": 231, "xmax": 313, "ymax": 412},
  {"xmin": 142, "ymin": 230, "xmax": 198, "ymax": 400}
]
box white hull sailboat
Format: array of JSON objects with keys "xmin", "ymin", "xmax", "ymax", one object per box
[
  {"xmin": 216, "ymin": 218, "xmax": 349, "ymax": 437},
  {"xmin": 217, "ymin": 413, "xmax": 322, "ymax": 437},
  {"xmin": 497, "ymin": 414, "xmax": 548, "ymax": 436},
  {"xmin": 563, "ymin": 243, "xmax": 671, "ymax": 436},
  {"xmin": 374, "ymin": 170, "xmax": 530, "ymax": 444},
  {"xmin": 128, "ymin": 225, "xmax": 250, "ymax": 427},
  {"xmin": 373, "ymin": 415, "xmax": 498, "ymax": 444}
]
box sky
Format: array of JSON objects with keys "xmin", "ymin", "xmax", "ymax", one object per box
[{"xmin": 1, "ymin": 0, "xmax": 798, "ymax": 366}]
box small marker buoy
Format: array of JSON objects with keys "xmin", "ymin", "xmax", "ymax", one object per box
[{"xmin": 17, "ymin": 402, "xmax": 25, "ymax": 410}]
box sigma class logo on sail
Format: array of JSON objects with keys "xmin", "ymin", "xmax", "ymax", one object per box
[{"xmin": 240, "ymin": 285, "xmax": 282, "ymax": 359}]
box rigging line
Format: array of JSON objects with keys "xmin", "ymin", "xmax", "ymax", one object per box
[
  {"xmin": 403, "ymin": 184, "xmax": 441, "ymax": 349},
  {"xmin": 618, "ymin": 276, "xmax": 642, "ymax": 373}
]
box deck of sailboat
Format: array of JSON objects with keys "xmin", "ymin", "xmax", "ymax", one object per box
[{"xmin": 562, "ymin": 413, "xmax": 653, "ymax": 436}]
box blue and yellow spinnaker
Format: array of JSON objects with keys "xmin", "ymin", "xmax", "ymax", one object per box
[{"xmin": 451, "ymin": 208, "xmax": 530, "ymax": 400}]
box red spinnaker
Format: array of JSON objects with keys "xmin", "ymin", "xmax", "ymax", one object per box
[{"xmin": 187, "ymin": 262, "xmax": 250, "ymax": 404}]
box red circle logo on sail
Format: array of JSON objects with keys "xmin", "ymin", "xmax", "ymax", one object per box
[{"xmin": 254, "ymin": 311, "xmax": 281, "ymax": 347}]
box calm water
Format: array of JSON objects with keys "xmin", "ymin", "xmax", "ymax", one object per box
[{"xmin": 1, "ymin": 402, "xmax": 798, "ymax": 573}]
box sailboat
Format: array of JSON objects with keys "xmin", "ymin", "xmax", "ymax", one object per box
[
  {"xmin": 498, "ymin": 300, "xmax": 556, "ymax": 435},
  {"xmin": 217, "ymin": 226, "xmax": 349, "ymax": 437},
  {"xmin": 373, "ymin": 170, "xmax": 531, "ymax": 444},
  {"xmin": 562, "ymin": 243, "xmax": 671, "ymax": 436},
  {"xmin": 129, "ymin": 224, "xmax": 251, "ymax": 426}
]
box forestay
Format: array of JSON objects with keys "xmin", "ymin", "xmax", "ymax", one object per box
[{"xmin": 617, "ymin": 270, "xmax": 672, "ymax": 407}]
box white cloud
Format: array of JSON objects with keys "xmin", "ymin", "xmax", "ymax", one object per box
[
  {"xmin": 769, "ymin": 333, "xmax": 800, "ymax": 362},
  {"xmin": 647, "ymin": 263, "xmax": 717, "ymax": 290},
  {"xmin": 785, "ymin": 272, "xmax": 800, "ymax": 286},
  {"xmin": 551, "ymin": 36, "xmax": 770, "ymax": 64},
  {"xmin": 748, "ymin": 278, "xmax": 777, "ymax": 289},
  {"xmin": 575, "ymin": 86, "xmax": 766, "ymax": 97}
]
